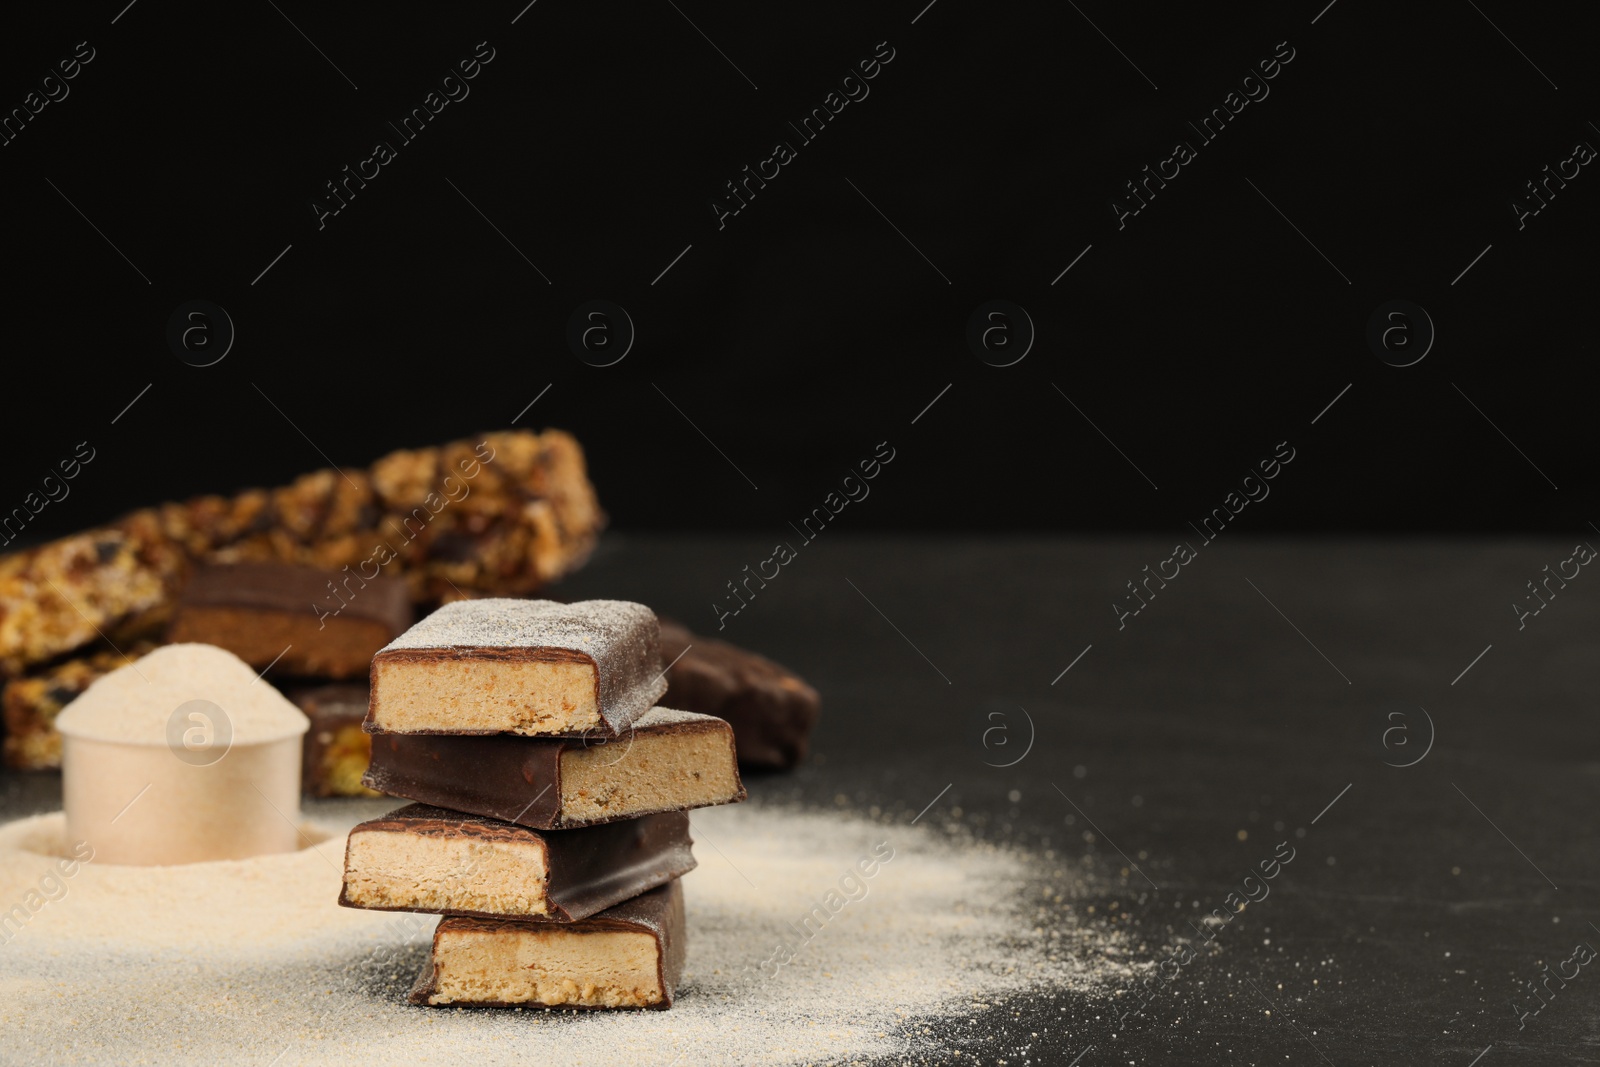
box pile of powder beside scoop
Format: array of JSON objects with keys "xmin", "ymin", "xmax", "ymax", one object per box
[{"xmin": 0, "ymin": 800, "xmax": 1128, "ymax": 1066}]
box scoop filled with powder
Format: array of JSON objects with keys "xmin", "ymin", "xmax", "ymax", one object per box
[{"xmin": 55, "ymin": 643, "xmax": 310, "ymax": 865}]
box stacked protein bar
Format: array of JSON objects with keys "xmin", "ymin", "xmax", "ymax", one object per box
[{"xmin": 339, "ymin": 598, "xmax": 746, "ymax": 1010}]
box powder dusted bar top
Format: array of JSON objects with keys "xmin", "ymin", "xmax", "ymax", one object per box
[
  {"xmin": 409, "ymin": 879, "xmax": 687, "ymax": 1009},
  {"xmin": 364, "ymin": 708, "xmax": 746, "ymax": 829},
  {"xmin": 339, "ymin": 805, "xmax": 695, "ymax": 921},
  {"xmin": 168, "ymin": 563, "xmax": 412, "ymax": 680},
  {"xmin": 366, "ymin": 599, "xmax": 667, "ymax": 737}
]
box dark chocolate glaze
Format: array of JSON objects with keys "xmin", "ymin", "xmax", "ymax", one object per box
[
  {"xmin": 338, "ymin": 804, "xmax": 695, "ymax": 922},
  {"xmin": 658, "ymin": 618, "xmax": 821, "ymax": 770},
  {"xmin": 408, "ymin": 880, "xmax": 685, "ymax": 1009},
  {"xmin": 178, "ymin": 561, "xmax": 412, "ymax": 631}
]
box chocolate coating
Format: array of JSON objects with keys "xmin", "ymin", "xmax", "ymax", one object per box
[
  {"xmin": 169, "ymin": 562, "xmax": 411, "ymax": 680},
  {"xmin": 178, "ymin": 561, "xmax": 411, "ymax": 631},
  {"xmin": 658, "ymin": 619, "xmax": 820, "ymax": 770}
]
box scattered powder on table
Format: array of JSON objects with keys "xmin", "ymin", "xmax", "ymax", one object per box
[{"xmin": 0, "ymin": 800, "xmax": 1126, "ymax": 1065}]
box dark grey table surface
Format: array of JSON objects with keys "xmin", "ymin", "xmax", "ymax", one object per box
[{"xmin": 5, "ymin": 535, "xmax": 1597, "ymax": 1066}]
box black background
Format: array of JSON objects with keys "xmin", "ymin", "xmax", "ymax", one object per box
[{"xmin": 1, "ymin": 1, "xmax": 1594, "ymax": 540}]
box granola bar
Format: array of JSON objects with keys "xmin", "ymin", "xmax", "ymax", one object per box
[{"xmin": 0, "ymin": 429, "xmax": 603, "ymax": 679}]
